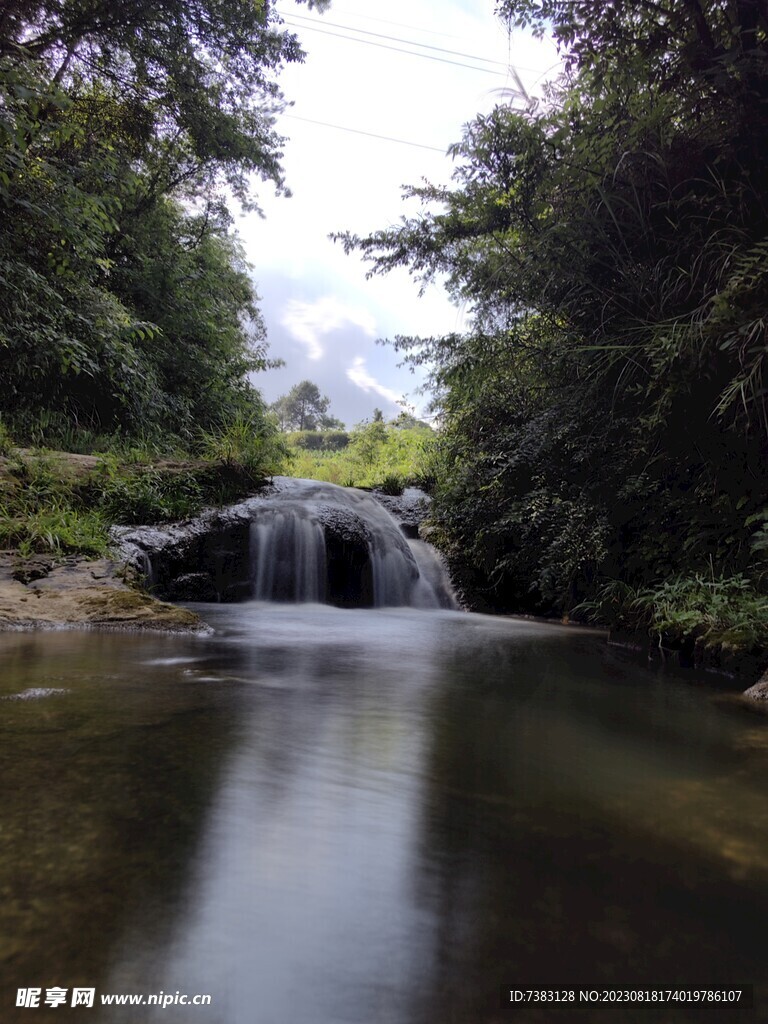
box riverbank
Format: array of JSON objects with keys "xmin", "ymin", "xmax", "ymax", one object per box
[
  {"xmin": 3, "ymin": 446, "xmax": 768, "ymax": 703},
  {"xmin": 0, "ymin": 444, "xmax": 266, "ymax": 633},
  {"xmin": 0, "ymin": 552, "xmax": 205, "ymax": 632}
]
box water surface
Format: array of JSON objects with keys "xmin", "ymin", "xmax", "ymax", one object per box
[{"xmin": 1, "ymin": 606, "xmax": 766, "ymax": 1022}]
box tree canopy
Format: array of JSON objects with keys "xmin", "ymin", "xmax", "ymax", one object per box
[
  {"xmin": 271, "ymin": 380, "xmax": 342, "ymax": 431},
  {"xmin": 337, "ymin": 0, "xmax": 768, "ymax": 616},
  {"xmin": 0, "ymin": 0, "xmax": 326, "ymax": 444}
]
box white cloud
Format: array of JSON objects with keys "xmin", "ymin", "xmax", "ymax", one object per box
[
  {"xmin": 280, "ymin": 296, "xmax": 377, "ymax": 360},
  {"xmin": 347, "ymin": 356, "xmax": 403, "ymax": 407},
  {"xmin": 243, "ymin": 1, "xmax": 559, "ymax": 412}
]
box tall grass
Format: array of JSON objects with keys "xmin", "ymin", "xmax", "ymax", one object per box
[
  {"xmin": 285, "ymin": 427, "xmax": 434, "ymax": 489},
  {"xmin": 578, "ymin": 573, "xmax": 768, "ymax": 649}
]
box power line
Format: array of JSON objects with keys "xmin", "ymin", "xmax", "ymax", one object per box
[
  {"xmin": 280, "ymin": 5, "xmax": 468, "ymax": 44},
  {"xmin": 283, "ymin": 113, "xmax": 446, "ymax": 153},
  {"xmin": 283, "ymin": 11, "xmax": 512, "ymax": 69},
  {"xmin": 282, "ymin": 20, "xmax": 510, "ymax": 77}
]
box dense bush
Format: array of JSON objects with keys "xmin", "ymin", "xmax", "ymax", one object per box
[{"xmin": 339, "ymin": 0, "xmax": 768, "ymax": 636}]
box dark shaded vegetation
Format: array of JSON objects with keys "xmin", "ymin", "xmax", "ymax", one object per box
[
  {"xmin": 290, "ymin": 430, "xmax": 351, "ymax": 451},
  {"xmin": 0, "ymin": 0, "xmax": 327, "ymax": 457},
  {"xmin": 338, "ymin": 0, "xmax": 768, "ymax": 660}
]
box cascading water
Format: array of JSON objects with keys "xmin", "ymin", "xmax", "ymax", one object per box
[
  {"xmin": 115, "ymin": 477, "xmax": 458, "ymax": 610},
  {"xmin": 250, "ymin": 511, "xmax": 327, "ymax": 603},
  {"xmin": 246, "ymin": 478, "xmax": 457, "ymax": 609}
]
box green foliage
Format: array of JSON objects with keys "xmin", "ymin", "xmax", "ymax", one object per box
[
  {"xmin": 271, "ymin": 381, "xmax": 341, "ymax": 432},
  {"xmin": 0, "ymin": 0, "xmax": 300, "ymax": 447},
  {"xmin": 97, "ymin": 465, "xmax": 204, "ymax": 525},
  {"xmin": 350, "ymin": 419, "xmax": 387, "ymax": 468},
  {"xmin": 378, "ymin": 474, "xmax": 405, "ymax": 497},
  {"xmin": 0, "ymin": 0, "xmax": 313, "ymax": 203},
  {"xmin": 0, "ymin": 419, "xmax": 14, "ymax": 456},
  {"xmin": 0, "ymin": 429, "xmax": 287, "ymax": 558},
  {"xmin": 289, "ymin": 430, "xmax": 350, "ymax": 451},
  {"xmin": 0, "ymin": 454, "xmax": 110, "ymax": 556},
  {"xmin": 580, "ymin": 575, "xmax": 768, "ymax": 652},
  {"xmin": 286, "ymin": 423, "xmax": 435, "ymax": 489},
  {"xmin": 0, "ymin": 502, "xmax": 108, "ymax": 559},
  {"xmin": 197, "ymin": 412, "xmax": 288, "ymax": 480},
  {"xmin": 338, "ymin": 2, "xmax": 768, "ymax": 619}
]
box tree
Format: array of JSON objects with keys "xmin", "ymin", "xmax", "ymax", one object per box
[
  {"xmin": 0, "ymin": 0, "xmax": 329, "ymax": 443},
  {"xmin": 271, "ymin": 381, "xmax": 339, "ymax": 431},
  {"xmin": 335, "ymin": 2, "xmax": 768, "ymax": 614},
  {"xmin": 0, "ymin": 0, "xmax": 330, "ymax": 205}
]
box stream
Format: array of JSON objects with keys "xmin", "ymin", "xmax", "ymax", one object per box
[{"xmin": 1, "ymin": 604, "xmax": 767, "ymax": 1022}]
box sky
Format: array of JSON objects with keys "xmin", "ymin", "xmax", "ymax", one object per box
[{"xmin": 239, "ymin": 0, "xmax": 559, "ymax": 427}]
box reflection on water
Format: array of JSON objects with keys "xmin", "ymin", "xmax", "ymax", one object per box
[{"xmin": 0, "ymin": 606, "xmax": 767, "ymax": 1022}]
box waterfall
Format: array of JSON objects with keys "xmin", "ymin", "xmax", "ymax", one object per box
[
  {"xmin": 247, "ymin": 478, "xmax": 457, "ymax": 609},
  {"xmin": 115, "ymin": 477, "xmax": 459, "ymax": 610},
  {"xmin": 407, "ymin": 540, "xmax": 456, "ymax": 609},
  {"xmin": 250, "ymin": 511, "xmax": 327, "ymax": 603}
]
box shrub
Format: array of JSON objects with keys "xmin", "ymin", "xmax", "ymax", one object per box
[
  {"xmin": 579, "ymin": 573, "xmax": 768, "ymax": 650},
  {"xmin": 378, "ymin": 474, "xmax": 405, "ymax": 496},
  {"xmin": 198, "ymin": 412, "xmax": 288, "ymax": 479}
]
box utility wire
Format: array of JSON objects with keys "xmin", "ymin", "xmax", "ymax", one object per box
[
  {"xmin": 282, "ymin": 19, "xmax": 510, "ymax": 77},
  {"xmin": 283, "ymin": 11, "xmax": 512, "ymax": 68},
  {"xmin": 283, "ymin": 113, "xmax": 446, "ymax": 153},
  {"xmin": 279, "ymin": 5, "xmax": 468, "ymax": 43}
]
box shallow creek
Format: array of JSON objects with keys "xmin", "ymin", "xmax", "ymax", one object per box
[{"xmin": 1, "ymin": 605, "xmax": 766, "ymax": 1022}]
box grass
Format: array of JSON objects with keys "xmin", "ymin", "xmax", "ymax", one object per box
[
  {"xmin": 578, "ymin": 573, "xmax": 768, "ymax": 651},
  {"xmin": 0, "ymin": 418, "xmax": 14, "ymax": 456},
  {"xmin": 0, "ymin": 502, "xmax": 109, "ymax": 558},
  {"xmin": 284, "ymin": 426, "xmax": 434, "ymax": 490},
  {"xmin": 197, "ymin": 412, "xmax": 289, "ymax": 479},
  {"xmin": 0, "ymin": 416, "xmax": 291, "ymax": 559}
]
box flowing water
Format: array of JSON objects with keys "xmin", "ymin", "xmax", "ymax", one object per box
[
  {"xmin": 1, "ymin": 607, "xmax": 767, "ymax": 1023},
  {"xmin": 244, "ymin": 478, "xmax": 456, "ymax": 608}
]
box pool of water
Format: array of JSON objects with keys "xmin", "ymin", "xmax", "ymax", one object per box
[{"xmin": 1, "ymin": 605, "xmax": 766, "ymax": 1022}]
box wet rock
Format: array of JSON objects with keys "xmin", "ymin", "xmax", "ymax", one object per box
[
  {"xmin": 0, "ymin": 554, "xmax": 205, "ymax": 633},
  {"xmin": 221, "ymin": 581, "xmax": 252, "ymax": 602},
  {"xmin": 114, "ymin": 510, "xmax": 254, "ymax": 602},
  {"xmin": 373, "ymin": 487, "xmax": 431, "ymax": 532},
  {"xmin": 744, "ymin": 676, "xmax": 768, "ymax": 702},
  {"xmin": 12, "ymin": 557, "xmax": 53, "ymax": 584},
  {"xmin": 314, "ymin": 504, "xmax": 371, "ymax": 546},
  {"xmin": 168, "ymin": 572, "xmax": 219, "ymax": 602}
]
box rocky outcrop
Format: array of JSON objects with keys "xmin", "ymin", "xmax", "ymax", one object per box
[
  {"xmin": 112, "ymin": 478, "xmax": 453, "ymax": 610},
  {"xmin": 0, "ymin": 553, "xmax": 205, "ymax": 632},
  {"xmin": 113, "ymin": 495, "xmax": 380, "ymax": 608}
]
